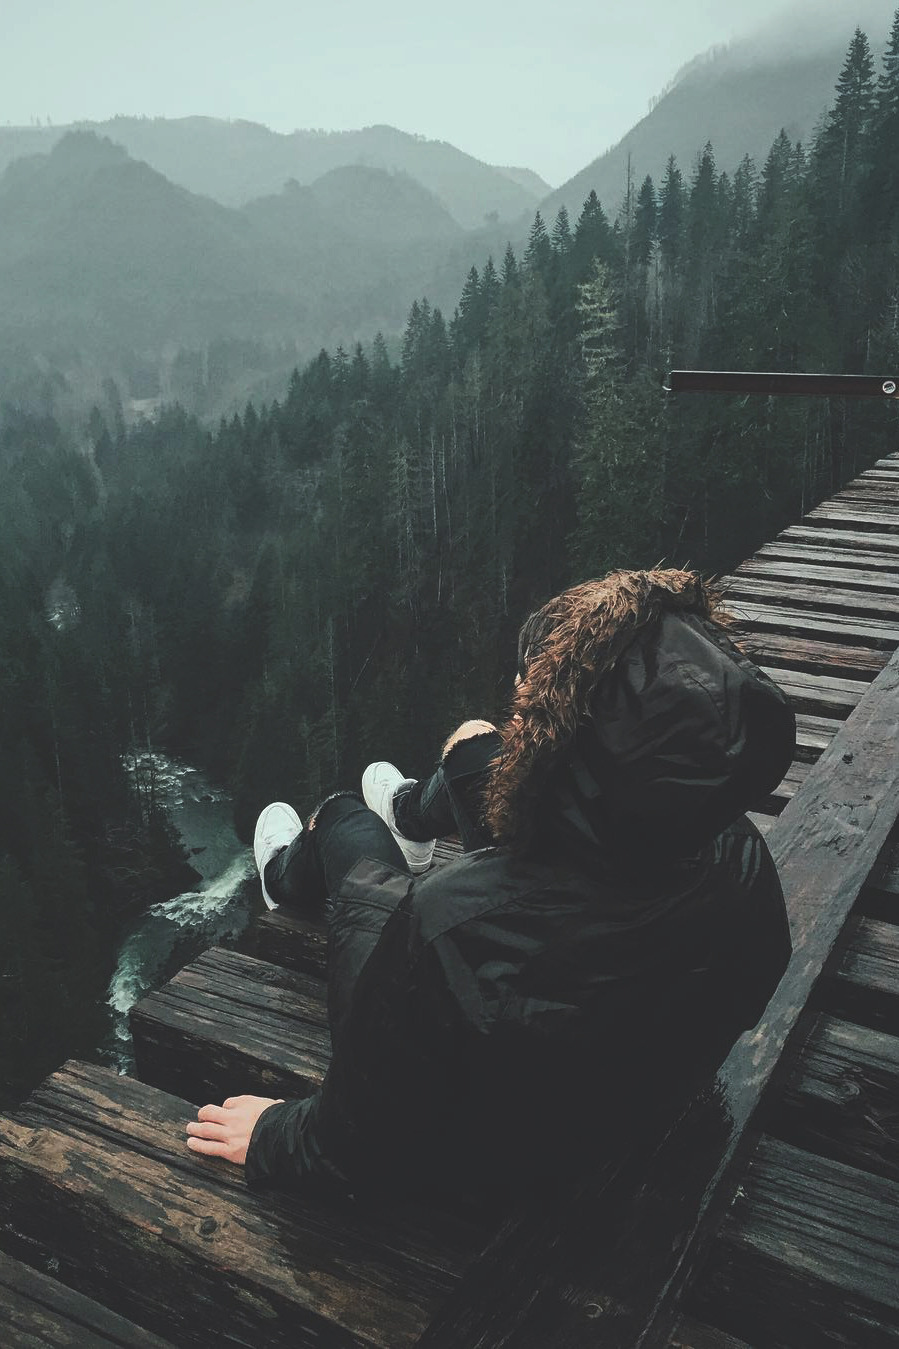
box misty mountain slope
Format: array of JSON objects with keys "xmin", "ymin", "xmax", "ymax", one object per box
[
  {"xmin": 0, "ymin": 133, "xmax": 295, "ymax": 351},
  {"xmin": 496, "ymin": 166, "xmax": 551, "ymax": 198},
  {"xmin": 543, "ymin": 38, "xmax": 861, "ymax": 221},
  {"xmin": 0, "ymin": 117, "xmax": 546, "ymax": 229},
  {"xmin": 307, "ymin": 165, "xmax": 461, "ymax": 243},
  {"xmin": 0, "ymin": 133, "xmax": 475, "ymax": 365}
]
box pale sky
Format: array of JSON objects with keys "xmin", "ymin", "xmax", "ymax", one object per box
[{"xmin": 2, "ymin": 0, "xmax": 895, "ymax": 184}]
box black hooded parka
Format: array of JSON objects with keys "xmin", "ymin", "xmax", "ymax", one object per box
[{"xmin": 246, "ymin": 608, "xmax": 795, "ymax": 1206}]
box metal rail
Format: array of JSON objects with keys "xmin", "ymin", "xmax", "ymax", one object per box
[{"xmin": 666, "ymin": 370, "xmax": 899, "ymax": 399}]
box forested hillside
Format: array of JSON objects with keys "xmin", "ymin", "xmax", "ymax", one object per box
[
  {"xmin": 0, "ymin": 132, "xmax": 468, "ymax": 371},
  {"xmin": 3, "ymin": 15, "xmax": 899, "ymax": 1106}
]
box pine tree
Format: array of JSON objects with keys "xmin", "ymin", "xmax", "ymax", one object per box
[
  {"xmin": 863, "ymin": 8, "xmax": 899, "ymax": 234},
  {"xmin": 813, "ymin": 28, "xmax": 876, "ymax": 215},
  {"xmin": 524, "ymin": 211, "xmax": 553, "ymax": 275},
  {"xmin": 632, "ymin": 176, "xmax": 658, "ymax": 268},
  {"xmin": 551, "ymin": 205, "xmax": 573, "ymax": 255},
  {"xmin": 657, "ymin": 156, "xmax": 685, "ymax": 270},
  {"xmin": 501, "ymin": 242, "xmax": 520, "ymax": 288},
  {"xmin": 452, "ymin": 268, "xmax": 483, "ymax": 362},
  {"xmin": 572, "ymin": 191, "xmax": 617, "ymax": 280},
  {"xmin": 481, "ymin": 256, "xmax": 501, "ymax": 314}
]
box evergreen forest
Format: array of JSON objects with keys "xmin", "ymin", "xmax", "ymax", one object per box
[{"xmin": 3, "ymin": 15, "xmax": 899, "ymax": 1106}]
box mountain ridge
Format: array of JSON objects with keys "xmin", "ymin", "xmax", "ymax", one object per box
[
  {"xmin": 0, "ymin": 117, "xmax": 549, "ymax": 230},
  {"xmin": 0, "ymin": 131, "xmax": 472, "ymax": 364}
]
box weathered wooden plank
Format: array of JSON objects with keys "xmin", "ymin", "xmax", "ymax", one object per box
[
  {"xmin": 793, "ymin": 713, "xmax": 841, "ymax": 758},
  {"xmin": 254, "ymin": 910, "xmax": 329, "ymax": 977},
  {"xmin": 737, "ymin": 556, "xmax": 899, "ymax": 592},
  {"xmin": 737, "ymin": 631, "xmax": 888, "ymax": 679},
  {"xmin": 853, "ymin": 477, "xmax": 899, "ymax": 493},
  {"xmin": 13, "ymin": 1061, "xmax": 485, "ymax": 1261},
  {"xmin": 758, "ymin": 665, "xmax": 868, "ymax": 717},
  {"xmin": 805, "ymin": 505, "xmax": 899, "ymax": 532},
  {"xmin": 1, "ymin": 1062, "xmax": 482, "ymax": 1349},
  {"xmin": 759, "ymin": 542, "xmax": 899, "ymax": 574},
  {"xmin": 418, "ymin": 644, "xmax": 899, "ymax": 1348},
  {"xmin": 779, "ymin": 525, "xmax": 899, "ymax": 553},
  {"xmin": 721, "ymin": 573, "xmax": 899, "ymax": 618},
  {"xmin": 729, "ymin": 600, "xmax": 899, "ymax": 647},
  {"xmin": 687, "ymin": 1138, "xmax": 899, "ymax": 1348},
  {"xmin": 836, "ymin": 479, "xmax": 899, "ymax": 495},
  {"xmin": 130, "ymin": 949, "xmax": 331, "ymax": 1105},
  {"xmin": 874, "ymin": 457, "xmax": 899, "ymax": 469},
  {"xmin": 827, "ymin": 916, "xmax": 899, "ymax": 1035},
  {"xmin": 0, "ymin": 1247, "xmax": 176, "ymax": 1348},
  {"xmin": 836, "ymin": 494, "xmax": 899, "ymax": 513},
  {"xmin": 767, "ymin": 1013, "xmax": 899, "ymax": 1184}
]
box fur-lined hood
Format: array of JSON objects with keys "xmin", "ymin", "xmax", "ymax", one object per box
[{"xmin": 486, "ymin": 570, "xmax": 795, "ymax": 858}]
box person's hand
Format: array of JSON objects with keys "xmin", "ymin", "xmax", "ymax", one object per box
[{"xmin": 185, "ymin": 1094, "xmax": 284, "ymax": 1165}]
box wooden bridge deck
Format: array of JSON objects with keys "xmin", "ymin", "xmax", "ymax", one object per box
[{"xmin": 2, "ymin": 457, "xmax": 899, "ymax": 1345}]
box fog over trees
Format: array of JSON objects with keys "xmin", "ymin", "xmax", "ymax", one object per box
[{"xmin": 3, "ymin": 12, "xmax": 899, "ymax": 1102}]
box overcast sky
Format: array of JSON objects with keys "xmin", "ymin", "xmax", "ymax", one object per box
[{"xmin": 3, "ymin": 0, "xmax": 896, "ymax": 184}]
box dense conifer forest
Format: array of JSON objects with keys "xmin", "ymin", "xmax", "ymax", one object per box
[{"xmin": 3, "ymin": 15, "xmax": 899, "ymax": 1105}]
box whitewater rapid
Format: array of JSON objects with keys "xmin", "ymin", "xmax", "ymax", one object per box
[{"xmin": 105, "ymin": 753, "xmax": 255, "ymax": 1071}]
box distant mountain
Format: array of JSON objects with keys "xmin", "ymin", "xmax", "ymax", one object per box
[
  {"xmin": 0, "ymin": 118, "xmax": 544, "ymax": 230},
  {"xmin": 494, "ymin": 165, "xmax": 553, "ymax": 198},
  {"xmin": 543, "ymin": 12, "xmax": 888, "ymax": 223},
  {"xmin": 0, "ymin": 131, "xmax": 469, "ymax": 377}
]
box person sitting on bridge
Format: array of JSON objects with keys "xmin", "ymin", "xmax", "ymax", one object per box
[{"xmin": 186, "ymin": 568, "xmax": 795, "ymax": 1208}]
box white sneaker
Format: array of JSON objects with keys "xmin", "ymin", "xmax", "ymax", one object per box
[
  {"xmin": 253, "ymin": 802, "xmax": 303, "ymax": 910},
  {"xmin": 361, "ymin": 762, "xmax": 435, "ymax": 874}
]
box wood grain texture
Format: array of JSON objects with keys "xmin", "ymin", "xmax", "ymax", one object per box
[
  {"xmin": 780, "ymin": 525, "xmax": 899, "ymax": 554},
  {"xmin": 828, "ymin": 916, "xmax": 899, "ymax": 1034},
  {"xmin": 768, "ymin": 1013, "xmax": 899, "ymax": 1183},
  {"xmin": 792, "ymin": 713, "xmax": 842, "ymax": 758},
  {"xmin": 729, "ymin": 600, "xmax": 899, "ymax": 647},
  {"xmin": 130, "ymin": 947, "xmax": 331, "ymax": 1105},
  {"xmin": 0, "ymin": 1247, "xmax": 175, "ymax": 1348},
  {"xmin": 805, "ymin": 505, "xmax": 899, "ymax": 532},
  {"xmin": 1, "ymin": 1062, "xmax": 483, "ymax": 1349},
  {"xmin": 721, "ymin": 573, "xmax": 899, "ymax": 619},
  {"xmin": 758, "ymin": 665, "xmax": 867, "ymax": 718},
  {"xmin": 687, "ymin": 1138, "xmax": 899, "ymax": 1348},
  {"xmin": 736, "ymin": 555, "xmax": 899, "ymax": 591},
  {"xmin": 835, "ymin": 487, "xmax": 899, "ymax": 506},
  {"xmin": 736, "ymin": 632, "xmax": 888, "ymax": 679},
  {"xmin": 253, "ymin": 910, "xmax": 329, "ymax": 978},
  {"xmin": 256, "ymin": 912, "xmax": 330, "ymax": 978},
  {"xmin": 13, "ymin": 1060, "xmax": 484, "ymax": 1264}
]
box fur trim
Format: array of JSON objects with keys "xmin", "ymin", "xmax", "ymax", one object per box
[{"xmin": 486, "ymin": 570, "xmax": 732, "ymax": 847}]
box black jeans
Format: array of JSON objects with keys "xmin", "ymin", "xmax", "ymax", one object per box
[
  {"xmin": 263, "ymin": 731, "xmax": 502, "ymax": 1038},
  {"xmin": 263, "ymin": 730, "xmax": 502, "ymax": 913}
]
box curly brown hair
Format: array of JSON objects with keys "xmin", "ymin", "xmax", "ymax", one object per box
[{"xmin": 485, "ymin": 568, "xmax": 732, "ymax": 848}]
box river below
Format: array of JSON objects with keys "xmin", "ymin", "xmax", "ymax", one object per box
[{"xmin": 104, "ymin": 753, "xmax": 255, "ymax": 1072}]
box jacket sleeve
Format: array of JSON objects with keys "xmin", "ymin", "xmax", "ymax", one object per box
[
  {"xmin": 244, "ymin": 864, "xmax": 432, "ymax": 1193},
  {"xmin": 245, "ymin": 1091, "xmax": 348, "ymax": 1191}
]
